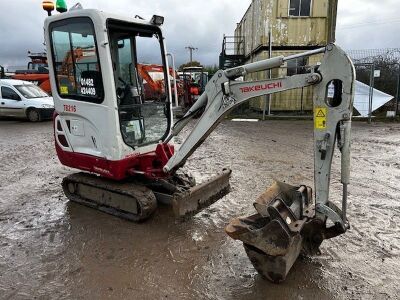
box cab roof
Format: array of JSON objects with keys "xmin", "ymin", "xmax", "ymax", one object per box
[
  {"xmin": 0, "ymin": 79, "xmax": 34, "ymax": 86},
  {"xmin": 44, "ymin": 8, "xmax": 157, "ymax": 29}
]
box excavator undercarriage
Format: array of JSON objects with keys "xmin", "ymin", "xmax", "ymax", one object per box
[{"xmin": 62, "ymin": 169, "xmax": 231, "ymax": 221}]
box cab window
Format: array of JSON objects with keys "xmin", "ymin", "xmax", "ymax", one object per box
[
  {"xmin": 1, "ymin": 87, "xmax": 21, "ymax": 100},
  {"xmin": 108, "ymin": 20, "xmax": 170, "ymax": 148},
  {"xmin": 50, "ymin": 17, "xmax": 104, "ymax": 103}
]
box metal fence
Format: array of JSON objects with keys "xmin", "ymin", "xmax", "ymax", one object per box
[
  {"xmin": 348, "ymin": 49, "xmax": 400, "ymax": 120},
  {"xmin": 230, "ymin": 48, "xmax": 400, "ymax": 119}
]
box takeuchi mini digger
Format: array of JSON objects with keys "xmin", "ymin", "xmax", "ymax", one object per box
[{"xmin": 43, "ymin": 2, "xmax": 355, "ymax": 282}]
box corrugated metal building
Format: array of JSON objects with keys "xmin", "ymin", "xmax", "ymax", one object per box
[{"xmin": 233, "ymin": 0, "xmax": 338, "ymax": 111}]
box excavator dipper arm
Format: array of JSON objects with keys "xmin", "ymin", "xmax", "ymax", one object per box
[
  {"xmin": 164, "ymin": 49, "xmax": 325, "ymax": 172},
  {"xmin": 165, "ymin": 44, "xmax": 355, "ymax": 282}
]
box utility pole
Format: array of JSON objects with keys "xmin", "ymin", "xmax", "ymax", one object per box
[{"xmin": 185, "ymin": 46, "xmax": 198, "ymax": 62}]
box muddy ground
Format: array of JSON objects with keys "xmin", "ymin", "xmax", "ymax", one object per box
[{"xmin": 0, "ymin": 119, "xmax": 399, "ymax": 299}]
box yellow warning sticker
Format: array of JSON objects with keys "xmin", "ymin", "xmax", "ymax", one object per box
[
  {"xmin": 60, "ymin": 86, "xmax": 68, "ymax": 95},
  {"xmin": 315, "ymin": 107, "xmax": 327, "ymax": 129}
]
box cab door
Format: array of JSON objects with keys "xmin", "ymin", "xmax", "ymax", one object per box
[
  {"xmin": 48, "ymin": 17, "xmax": 109, "ymax": 158},
  {"xmin": 0, "ymin": 86, "xmax": 24, "ymax": 117}
]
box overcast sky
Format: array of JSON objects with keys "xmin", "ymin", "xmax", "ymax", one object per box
[{"xmin": 0, "ymin": 0, "xmax": 399, "ymax": 68}]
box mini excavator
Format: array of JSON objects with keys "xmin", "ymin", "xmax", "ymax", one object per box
[{"xmin": 43, "ymin": 3, "xmax": 355, "ymax": 282}]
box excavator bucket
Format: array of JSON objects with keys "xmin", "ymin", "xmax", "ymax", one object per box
[
  {"xmin": 172, "ymin": 168, "xmax": 232, "ymax": 218},
  {"xmin": 225, "ymin": 181, "xmax": 346, "ymax": 283}
]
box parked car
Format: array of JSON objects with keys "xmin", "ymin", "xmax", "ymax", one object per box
[{"xmin": 0, "ymin": 79, "xmax": 54, "ymax": 122}]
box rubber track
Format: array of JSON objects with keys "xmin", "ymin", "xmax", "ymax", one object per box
[{"xmin": 62, "ymin": 173, "xmax": 157, "ymax": 222}]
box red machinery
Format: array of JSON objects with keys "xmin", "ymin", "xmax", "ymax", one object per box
[
  {"xmin": 12, "ymin": 52, "xmax": 51, "ymax": 94},
  {"xmin": 181, "ymin": 66, "xmax": 208, "ymax": 109},
  {"xmin": 137, "ymin": 64, "xmax": 183, "ymax": 102}
]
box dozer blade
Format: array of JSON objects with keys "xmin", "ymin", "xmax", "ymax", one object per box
[
  {"xmin": 172, "ymin": 168, "xmax": 231, "ymax": 218},
  {"xmin": 226, "ymin": 181, "xmax": 347, "ymax": 283}
]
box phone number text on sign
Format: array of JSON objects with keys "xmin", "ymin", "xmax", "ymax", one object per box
[{"xmin": 80, "ymin": 78, "xmax": 97, "ymax": 96}]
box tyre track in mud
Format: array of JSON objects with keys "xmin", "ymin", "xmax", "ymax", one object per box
[
  {"xmin": 178, "ymin": 121, "xmax": 400, "ymax": 300},
  {"xmin": 320, "ymin": 123, "xmax": 400, "ymax": 299},
  {"xmin": 0, "ymin": 120, "xmax": 399, "ymax": 299},
  {"xmin": 0, "ymin": 121, "xmax": 70, "ymax": 299}
]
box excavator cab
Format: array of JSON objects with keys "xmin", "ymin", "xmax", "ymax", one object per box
[
  {"xmin": 45, "ymin": 8, "xmax": 231, "ymax": 221},
  {"xmin": 45, "ymin": 10, "xmax": 173, "ymax": 180}
]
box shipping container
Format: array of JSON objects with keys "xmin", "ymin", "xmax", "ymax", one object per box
[{"xmin": 234, "ymin": 0, "xmax": 338, "ymax": 111}]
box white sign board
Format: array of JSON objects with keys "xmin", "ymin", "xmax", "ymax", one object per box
[
  {"xmin": 353, "ymin": 80, "xmax": 394, "ymax": 117},
  {"xmin": 374, "ymin": 70, "xmax": 381, "ymax": 78}
]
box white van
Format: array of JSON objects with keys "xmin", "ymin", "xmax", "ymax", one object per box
[{"xmin": 0, "ymin": 79, "xmax": 54, "ymax": 122}]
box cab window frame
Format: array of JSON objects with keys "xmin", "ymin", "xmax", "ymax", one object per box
[
  {"xmin": 106, "ymin": 19, "xmax": 172, "ymax": 147},
  {"xmin": 49, "ymin": 17, "xmax": 104, "ymax": 104}
]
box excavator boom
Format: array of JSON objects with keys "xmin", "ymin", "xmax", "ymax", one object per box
[{"xmin": 164, "ymin": 44, "xmax": 355, "ymax": 281}]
